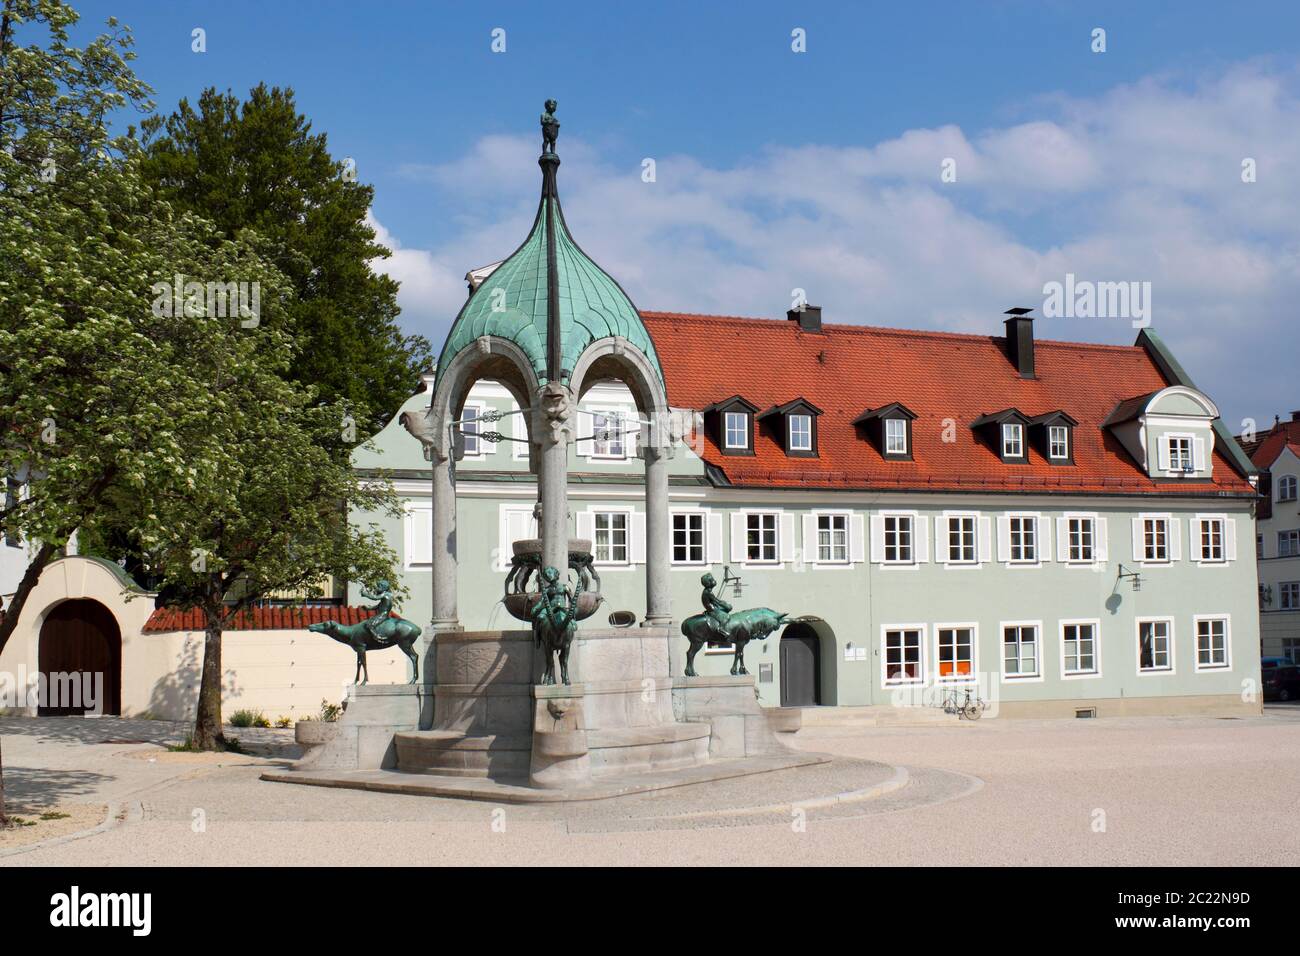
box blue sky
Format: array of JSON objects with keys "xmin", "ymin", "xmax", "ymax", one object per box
[{"xmin": 76, "ymin": 1, "xmax": 1300, "ymax": 429}]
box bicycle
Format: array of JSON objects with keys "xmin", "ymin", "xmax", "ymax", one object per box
[{"xmin": 941, "ymin": 685, "xmax": 986, "ymax": 720}]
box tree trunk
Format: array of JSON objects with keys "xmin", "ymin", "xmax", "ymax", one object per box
[
  {"xmin": 191, "ymin": 605, "xmax": 226, "ymax": 751},
  {"xmin": 0, "ymin": 736, "xmax": 9, "ymax": 828},
  {"xmin": 0, "ymin": 541, "xmax": 56, "ymax": 656}
]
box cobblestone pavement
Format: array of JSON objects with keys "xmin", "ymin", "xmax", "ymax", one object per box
[{"xmin": 3, "ymin": 708, "xmax": 1298, "ymax": 866}]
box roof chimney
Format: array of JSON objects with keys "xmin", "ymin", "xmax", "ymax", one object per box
[
  {"xmin": 1003, "ymin": 307, "xmax": 1036, "ymax": 379},
  {"xmin": 788, "ymin": 304, "xmax": 822, "ymax": 333}
]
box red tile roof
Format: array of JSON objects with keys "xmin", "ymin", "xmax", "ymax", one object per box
[
  {"xmin": 143, "ymin": 605, "xmax": 375, "ymax": 633},
  {"xmin": 1245, "ymin": 417, "xmax": 1300, "ymax": 469},
  {"xmin": 640, "ymin": 311, "xmax": 1254, "ymax": 496}
]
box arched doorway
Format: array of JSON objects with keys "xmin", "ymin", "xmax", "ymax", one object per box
[
  {"xmin": 38, "ymin": 599, "xmax": 121, "ymax": 716},
  {"xmin": 780, "ymin": 622, "xmax": 822, "ymax": 707}
]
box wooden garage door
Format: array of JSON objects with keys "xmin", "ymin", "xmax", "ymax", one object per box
[{"xmin": 37, "ymin": 599, "xmax": 121, "ymax": 716}]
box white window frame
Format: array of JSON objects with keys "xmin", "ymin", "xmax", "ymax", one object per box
[
  {"xmin": 458, "ymin": 400, "xmax": 487, "ymax": 458},
  {"xmin": 885, "ymin": 418, "xmax": 908, "ymax": 455},
  {"xmin": 1048, "ymin": 424, "xmax": 1069, "ymax": 460},
  {"xmin": 935, "ymin": 623, "xmax": 978, "ymax": 685},
  {"xmin": 1194, "ymin": 514, "xmax": 1228, "ymax": 565},
  {"xmin": 1278, "ymin": 581, "xmax": 1300, "ymax": 611},
  {"xmin": 943, "ymin": 512, "xmax": 978, "ymax": 565},
  {"xmin": 881, "ymin": 624, "xmax": 926, "ymax": 688},
  {"xmin": 1007, "ymin": 513, "xmax": 1040, "ymax": 565},
  {"xmin": 1136, "ymin": 617, "xmax": 1175, "ymax": 675},
  {"xmin": 671, "ymin": 511, "xmax": 707, "ymax": 566},
  {"xmin": 1193, "ymin": 615, "xmax": 1231, "ymax": 672},
  {"xmin": 1065, "ymin": 513, "xmax": 1097, "ymax": 564},
  {"xmin": 1001, "ymin": 422, "xmax": 1024, "ymax": 458},
  {"xmin": 723, "ymin": 411, "xmax": 749, "ymax": 450},
  {"xmin": 814, "ymin": 512, "xmax": 849, "ymax": 565},
  {"xmin": 744, "ymin": 511, "xmax": 780, "ymax": 565},
  {"xmin": 592, "ymin": 508, "xmax": 632, "ymax": 567},
  {"xmin": 589, "ymin": 407, "xmax": 629, "ymax": 460},
  {"xmin": 788, "ymin": 414, "xmax": 813, "ymax": 452},
  {"xmin": 1138, "ymin": 514, "xmax": 1172, "ymax": 564},
  {"xmin": 883, "ymin": 513, "xmax": 914, "ymax": 565},
  {"xmin": 1000, "ymin": 620, "xmax": 1043, "ymax": 683},
  {"xmin": 1279, "ymin": 530, "xmax": 1300, "ymax": 559},
  {"xmin": 1278, "ymin": 474, "xmax": 1298, "ymax": 503},
  {"xmin": 1060, "ymin": 619, "xmax": 1101, "ymax": 680},
  {"xmin": 1163, "ymin": 433, "xmax": 1195, "ymax": 474},
  {"xmin": 511, "ymin": 401, "xmax": 530, "ymax": 460}
]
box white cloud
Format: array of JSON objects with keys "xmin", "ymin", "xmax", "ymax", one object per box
[{"xmin": 371, "ymin": 62, "xmax": 1300, "ymax": 427}]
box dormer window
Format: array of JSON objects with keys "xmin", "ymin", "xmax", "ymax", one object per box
[
  {"xmin": 885, "ymin": 418, "xmax": 908, "ymax": 456},
  {"xmin": 972, "ymin": 409, "xmax": 1030, "ymax": 463},
  {"xmin": 788, "ymin": 414, "xmax": 813, "ymax": 452},
  {"xmin": 724, "ymin": 411, "xmax": 749, "ymax": 450},
  {"xmin": 757, "ymin": 398, "xmax": 822, "ymax": 458},
  {"xmin": 1001, "ymin": 423, "xmax": 1023, "ymax": 459},
  {"xmin": 702, "ymin": 396, "xmax": 758, "ymax": 457},
  {"xmin": 1166, "ymin": 435, "xmax": 1194, "ymax": 473},
  {"xmin": 1027, "ymin": 411, "xmax": 1076, "ymax": 465},
  {"xmin": 853, "ymin": 402, "xmax": 917, "ymax": 461},
  {"xmin": 1048, "ymin": 425, "xmax": 1069, "ymax": 460}
]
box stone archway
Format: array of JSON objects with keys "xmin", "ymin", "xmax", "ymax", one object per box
[
  {"xmin": 571, "ymin": 337, "xmax": 674, "ymax": 626},
  {"xmin": 38, "ymin": 598, "xmax": 122, "ymax": 716}
]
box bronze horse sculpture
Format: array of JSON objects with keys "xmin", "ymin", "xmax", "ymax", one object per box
[
  {"xmin": 681, "ymin": 606, "xmax": 790, "ymax": 677},
  {"xmin": 307, "ymin": 617, "xmax": 422, "ymax": 685}
]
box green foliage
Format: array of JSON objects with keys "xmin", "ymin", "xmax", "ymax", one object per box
[
  {"xmin": 274, "ymin": 715, "xmax": 292, "ymax": 728},
  {"xmin": 138, "ymin": 84, "xmax": 432, "ymax": 436},
  {"xmin": 315, "ymin": 699, "xmax": 342, "ymax": 723},
  {"xmin": 228, "ymin": 709, "xmax": 269, "ymax": 729}
]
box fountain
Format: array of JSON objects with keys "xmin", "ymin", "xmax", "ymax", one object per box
[{"xmin": 264, "ymin": 100, "xmax": 822, "ymax": 801}]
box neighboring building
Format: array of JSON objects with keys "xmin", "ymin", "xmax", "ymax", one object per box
[
  {"xmin": 1240, "ymin": 412, "xmax": 1300, "ymax": 662},
  {"xmin": 356, "ymin": 305, "xmax": 1263, "ymax": 717}
]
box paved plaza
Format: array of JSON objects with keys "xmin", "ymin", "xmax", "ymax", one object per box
[{"xmin": 2, "ymin": 708, "xmax": 1298, "ymax": 866}]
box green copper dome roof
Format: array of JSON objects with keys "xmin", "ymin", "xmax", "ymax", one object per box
[{"xmin": 436, "ymin": 106, "xmax": 662, "ymax": 388}]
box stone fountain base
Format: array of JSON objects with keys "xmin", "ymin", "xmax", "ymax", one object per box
[{"xmin": 264, "ymin": 626, "xmax": 824, "ymax": 802}]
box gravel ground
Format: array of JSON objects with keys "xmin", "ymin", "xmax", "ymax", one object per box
[{"xmin": 2, "ymin": 707, "xmax": 1299, "ymax": 866}]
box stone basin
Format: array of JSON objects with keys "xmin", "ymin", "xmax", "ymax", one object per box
[{"xmin": 503, "ymin": 590, "xmax": 602, "ymax": 621}]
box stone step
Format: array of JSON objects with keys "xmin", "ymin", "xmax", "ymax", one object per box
[{"xmin": 796, "ymin": 705, "xmax": 967, "ymax": 728}]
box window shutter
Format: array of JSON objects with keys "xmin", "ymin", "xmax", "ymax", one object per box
[
  {"xmin": 870, "ymin": 514, "xmax": 885, "ymax": 563},
  {"xmin": 1132, "ymin": 517, "xmax": 1144, "ymax": 562},
  {"xmin": 1095, "ymin": 517, "xmax": 1109, "ymax": 562},
  {"xmin": 780, "ymin": 513, "xmax": 796, "ymax": 563},
  {"xmin": 1056, "ymin": 518, "xmax": 1070, "ymax": 562},
  {"xmin": 849, "ymin": 514, "xmax": 866, "ymax": 563},
  {"xmin": 707, "ymin": 512, "xmax": 724, "ymax": 564},
  {"xmin": 730, "ymin": 512, "xmax": 747, "ymax": 563},
  {"xmin": 630, "ymin": 511, "xmax": 647, "ymax": 563},
  {"xmin": 408, "ymin": 507, "xmax": 433, "ymax": 568},
  {"xmin": 576, "ymin": 509, "xmax": 594, "ymax": 544},
  {"xmin": 934, "ymin": 516, "xmax": 947, "ymax": 564},
  {"xmin": 1194, "ymin": 436, "xmax": 1207, "ymax": 472},
  {"xmin": 1038, "ymin": 516, "xmax": 1051, "ymax": 561},
  {"xmin": 803, "ymin": 514, "xmax": 819, "ymax": 563},
  {"xmin": 576, "ymin": 410, "xmax": 594, "ymax": 457},
  {"xmin": 1168, "ymin": 518, "xmax": 1181, "ymax": 561},
  {"xmin": 1225, "ymin": 518, "xmax": 1237, "ymax": 561},
  {"xmin": 914, "ymin": 516, "xmax": 929, "ymax": 563},
  {"xmin": 978, "ymin": 517, "xmax": 992, "ymax": 564},
  {"xmin": 997, "ymin": 516, "xmax": 1011, "ymax": 563},
  {"xmin": 479, "ymin": 406, "xmax": 496, "ymax": 456},
  {"xmin": 1156, "ymin": 437, "xmax": 1169, "ymax": 472}
]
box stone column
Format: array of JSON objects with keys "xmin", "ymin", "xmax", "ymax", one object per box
[
  {"xmin": 536, "ymin": 382, "xmax": 573, "ymax": 573},
  {"xmin": 642, "ymin": 442, "xmax": 673, "ymax": 628},
  {"xmin": 430, "ymin": 446, "xmax": 460, "ymax": 632}
]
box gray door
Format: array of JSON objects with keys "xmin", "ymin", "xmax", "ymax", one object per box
[{"xmin": 780, "ymin": 628, "xmax": 820, "ymax": 706}]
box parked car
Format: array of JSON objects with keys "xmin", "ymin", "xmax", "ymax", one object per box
[
  {"xmin": 1264, "ymin": 664, "xmax": 1300, "ymax": 702},
  {"xmin": 1262, "ymin": 656, "xmax": 1292, "ymax": 670}
]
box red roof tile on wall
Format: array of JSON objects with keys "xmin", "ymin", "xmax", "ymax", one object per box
[
  {"xmin": 143, "ymin": 605, "xmax": 374, "ymax": 634},
  {"xmin": 640, "ymin": 311, "xmax": 1253, "ymax": 495},
  {"xmin": 1248, "ymin": 418, "xmax": 1300, "ymax": 469}
]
